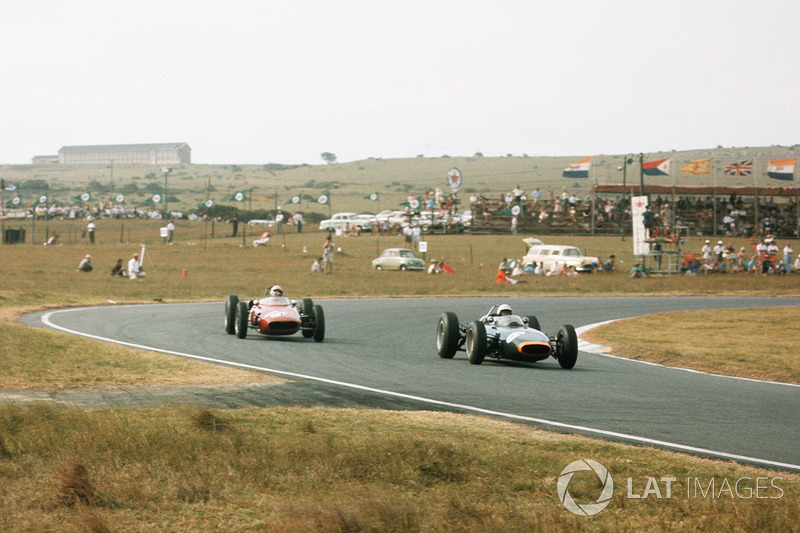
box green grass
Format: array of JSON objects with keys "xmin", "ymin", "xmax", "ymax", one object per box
[{"xmin": 0, "ymin": 405, "xmax": 796, "ymax": 532}]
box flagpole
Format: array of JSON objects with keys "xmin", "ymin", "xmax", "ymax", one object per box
[
  {"xmin": 1, "ymin": 178, "xmax": 5, "ymax": 245},
  {"xmin": 753, "ymin": 158, "xmax": 759, "ymax": 237},
  {"xmin": 712, "ymin": 163, "xmax": 717, "ymax": 237}
]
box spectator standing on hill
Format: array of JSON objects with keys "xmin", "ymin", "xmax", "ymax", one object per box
[
  {"xmin": 642, "ymin": 206, "xmax": 653, "ymax": 238},
  {"xmin": 166, "ymin": 220, "xmax": 175, "ymax": 244},
  {"xmin": 713, "ymin": 240, "xmax": 725, "ymax": 264},
  {"xmin": 511, "ymin": 215, "xmax": 518, "ymax": 237},
  {"xmin": 701, "ymin": 240, "xmax": 712, "ymax": 263},
  {"xmin": 87, "ymin": 220, "xmax": 96, "ymax": 244},
  {"xmin": 231, "ymin": 216, "xmax": 239, "ymax": 237},
  {"xmin": 783, "ymin": 242, "xmax": 794, "ymax": 273},
  {"xmin": 322, "ymin": 235, "xmax": 335, "ymax": 274}
]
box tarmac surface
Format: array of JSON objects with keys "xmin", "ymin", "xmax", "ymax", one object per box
[{"xmin": 19, "ymin": 296, "xmax": 800, "ymax": 470}]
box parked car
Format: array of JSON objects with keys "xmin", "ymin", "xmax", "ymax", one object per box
[
  {"xmin": 372, "ymin": 248, "xmax": 426, "ymax": 270},
  {"xmin": 522, "ymin": 243, "xmax": 600, "ymax": 273},
  {"xmin": 320, "ymin": 212, "xmax": 374, "ymax": 233}
]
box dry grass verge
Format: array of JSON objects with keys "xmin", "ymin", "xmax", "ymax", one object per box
[
  {"xmin": 0, "ymin": 320, "xmax": 282, "ymax": 391},
  {"xmin": 581, "ymin": 307, "xmax": 800, "ymax": 384},
  {"xmin": 0, "ymin": 406, "xmax": 796, "ymax": 532}
]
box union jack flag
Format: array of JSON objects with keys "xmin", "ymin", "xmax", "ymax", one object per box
[{"xmin": 724, "ymin": 160, "xmax": 752, "ymax": 176}]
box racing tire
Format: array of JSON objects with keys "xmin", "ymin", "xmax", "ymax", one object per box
[
  {"xmin": 235, "ymin": 301, "xmax": 249, "ymax": 339},
  {"xmin": 224, "ymin": 295, "xmax": 239, "ymax": 334},
  {"xmin": 466, "ymin": 320, "xmax": 487, "ymax": 365},
  {"xmin": 312, "ymin": 305, "xmax": 325, "ymax": 342},
  {"xmin": 301, "ymin": 298, "xmax": 314, "ymax": 338},
  {"xmin": 557, "ymin": 325, "xmax": 578, "ymax": 369},
  {"xmin": 436, "ymin": 312, "xmax": 460, "ymax": 359},
  {"xmin": 525, "ymin": 315, "xmax": 541, "ymax": 331}
]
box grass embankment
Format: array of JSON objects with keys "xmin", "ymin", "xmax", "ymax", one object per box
[
  {"xmin": 0, "ymin": 406, "xmax": 797, "ymax": 532},
  {"xmin": 582, "ymin": 307, "xmax": 800, "ymax": 384}
]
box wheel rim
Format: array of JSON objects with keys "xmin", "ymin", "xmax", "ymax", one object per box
[
  {"xmin": 436, "ymin": 320, "xmax": 444, "ymax": 350},
  {"xmin": 465, "ymin": 329, "xmax": 474, "ymax": 354}
]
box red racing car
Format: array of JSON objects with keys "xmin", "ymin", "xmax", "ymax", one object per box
[{"xmin": 224, "ymin": 287, "xmax": 325, "ymax": 342}]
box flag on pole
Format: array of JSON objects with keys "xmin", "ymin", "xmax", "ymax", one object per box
[
  {"xmin": 314, "ymin": 193, "xmax": 330, "ymax": 205},
  {"xmin": 562, "ymin": 157, "xmax": 593, "ymax": 178},
  {"xmin": 112, "ymin": 193, "xmax": 125, "ymax": 203},
  {"xmin": 766, "ymin": 158, "xmax": 796, "ymax": 181},
  {"xmin": 73, "ymin": 192, "xmax": 92, "ymax": 202},
  {"xmin": 723, "ymin": 160, "xmax": 753, "ymax": 176},
  {"xmin": 146, "ymin": 194, "xmax": 162, "ymax": 204},
  {"xmin": 681, "ymin": 158, "xmax": 712, "ymax": 175},
  {"xmin": 642, "ymin": 158, "xmax": 671, "ymax": 176},
  {"xmin": 199, "ymin": 199, "xmax": 215, "ymax": 209},
  {"xmin": 499, "ymin": 204, "xmax": 523, "ymax": 216},
  {"xmin": 285, "ymin": 194, "xmax": 301, "ymax": 205},
  {"xmin": 33, "ymin": 194, "xmax": 48, "ymax": 206},
  {"xmin": 400, "ymin": 196, "xmax": 421, "ymax": 209},
  {"xmin": 229, "ymin": 191, "xmax": 246, "ymax": 202},
  {"xmin": 363, "ymin": 192, "xmax": 379, "ymax": 201},
  {"xmin": 5, "ymin": 196, "xmax": 21, "ymax": 206}
]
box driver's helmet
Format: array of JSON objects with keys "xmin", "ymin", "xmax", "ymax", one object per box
[
  {"xmin": 497, "ymin": 304, "xmax": 512, "ymax": 316},
  {"xmin": 269, "ymin": 285, "xmax": 283, "ymax": 297}
]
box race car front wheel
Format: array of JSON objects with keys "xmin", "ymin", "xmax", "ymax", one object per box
[
  {"xmin": 224, "ymin": 295, "xmax": 239, "ymax": 335},
  {"xmin": 556, "ymin": 325, "xmax": 578, "ymax": 369},
  {"xmin": 466, "ymin": 321, "xmax": 487, "ymax": 365},
  {"xmin": 235, "ymin": 301, "xmax": 249, "ymax": 339},
  {"xmin": 312, "ymin": 305, "xmax": 325, "ymax": 342}
]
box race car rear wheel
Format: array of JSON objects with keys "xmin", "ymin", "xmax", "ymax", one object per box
[
  {"xmin": 466, "ymin": 320, "xmax": 487, "ymax": 365},
  {"xmin": 312, "ymin": 305, "xmax": 325, "ymax": 342},
  {"xmin": 525, "ymin": 315, "xmax": 541, "ymax": 331},
  {"xmin": 235, "ymin": 301, "xmax": 249, "ymax": 339},
  {"xmin": 556, "ymin": 325, "xmax": 578, "ymax": 369},
  {"xmin": 224, "ymin": 295, "xmax": 239, "ymax": 334},
  {"xmin": 437, "ymin": 312, "xmax": 460, "ymax": 359}
]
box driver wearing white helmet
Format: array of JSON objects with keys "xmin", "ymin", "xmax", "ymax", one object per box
[
  {"xmin": 249, "ymin": 285, "xmax": 285, "ymax": 314},
  {"xmin": 481, "ymin": 303, "xmax": 513, "ymax": 323}
]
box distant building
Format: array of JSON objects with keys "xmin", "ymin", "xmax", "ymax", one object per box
[
  {"xmin": 33, "ymin": 143, "xmax": 191, "ymax": 165},
  {"xmin": 31, "ymin": 155, "xmax": 59, "ymax": 164}
]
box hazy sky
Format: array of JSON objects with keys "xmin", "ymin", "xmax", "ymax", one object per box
[{"xmin": 2, "ymin": 1, "xmax": 798, "ymax": 165}]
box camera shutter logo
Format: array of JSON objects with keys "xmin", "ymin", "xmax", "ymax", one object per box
[{"xmin": 557, "ymin": 459, "xmax": 614, "ymax": 516}]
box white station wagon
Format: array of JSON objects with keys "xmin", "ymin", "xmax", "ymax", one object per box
[{"xmin": 522, "ymin": 244, "xmax": 600, "ymax": 273}]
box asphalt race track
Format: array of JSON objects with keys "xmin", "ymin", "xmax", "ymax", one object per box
[{"xmin": 22, "ymin": 296, "xmax": 800, "ymax": 471}]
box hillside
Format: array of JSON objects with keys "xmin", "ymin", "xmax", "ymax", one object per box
[{"xmin": 1, "ymin": 145, "xmax": 797, "ymax": 217}]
